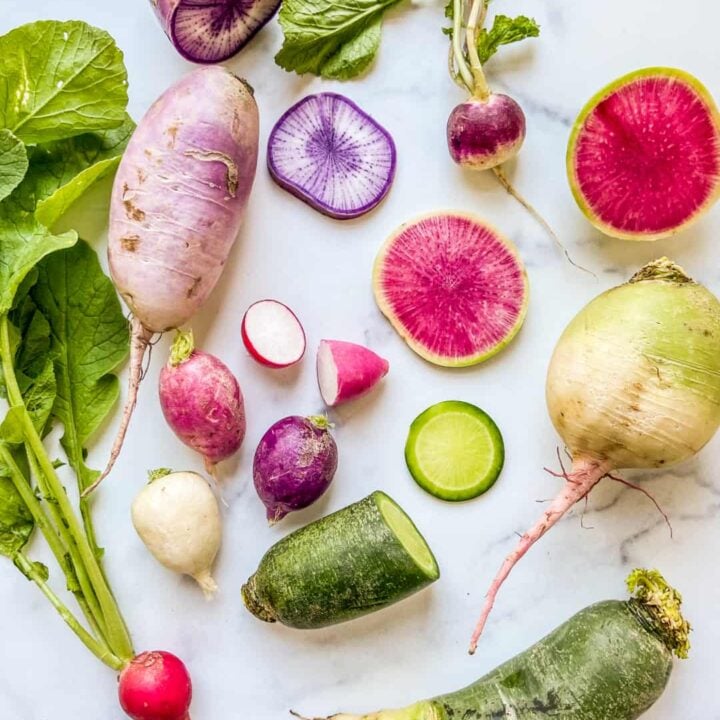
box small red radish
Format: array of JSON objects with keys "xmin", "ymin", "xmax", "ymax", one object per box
[
  {"xmin": 316, "ymin": 340, "xmax": 389, "ymax": 407},
  {"xmin": 159, "ymin": 331, "xmax": 246, "ymax": 473},
  {"xmin": 118, "ymin": 651, "xmax": 192, "ymax": 720},
  {"xmin": 241, "ymin": 299, "xmax": 306, "ymax": 368}
]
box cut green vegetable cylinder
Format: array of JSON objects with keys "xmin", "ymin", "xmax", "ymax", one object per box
[{"xmin": 242, "ymin": 491, "xmax": 439, "ymax": 628}]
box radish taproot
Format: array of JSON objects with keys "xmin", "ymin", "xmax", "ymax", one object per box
[
  {"xmin": 267, "ymin": 93, "xmax": 396, "ymax": 219},
  {"xmin": 567, "ymin": 67, "xmax": 720, "ymax": 240},
  {"xmin": 131, "ymin": 470, "xmax": 222, "ymax": 597},
  {"xmin": 242, "ymin": 491, "xmax": 439, "ymax": 627},
  {"xmin": 241, "ymin": 299, "xmax": 306, "ymax": 368},
  {"xmin": 253, "ymin": 415, "xmax": 338, "ymax": 523},
  {"xmin": 88, "ymin": 65, "xmax": 259, "ymax": 495},
  {"xmin": 373, "ymin": 212, "xmax": 528, "ymax": 367},
  {"xmin": 316, "ymin": 339, "xmax": 389, "ymax": 407},
  {"xmin": 159, "ymin": 330, "xmax": 246, "ymax": 472},
  {"xmin": 302, "ymin": 569, "xmax": 688, "ymax": 720},
  {"xmin": 469, "ymin": 258, "xmax": 720, "ymax": 652},
  {"xmin": 151, "ymin": 0, "xmax": 281, "ymax": 64}
]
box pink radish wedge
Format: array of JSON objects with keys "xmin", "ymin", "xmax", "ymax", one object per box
[
  {"xmin": 241, "ymin": 300, "xmax": 306, "ymax": 368},
  {"xmin": 317, "ymin": 340, "xmax": 389, "ymax": 407}
]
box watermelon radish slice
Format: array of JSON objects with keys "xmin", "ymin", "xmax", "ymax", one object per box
[
  {"xmin": 267, "ymin": 93, "xmax": 396, "ymax": 220},
  {"xmin": 151, "ymin": 0, "xmax": 281, "ymax": 64},
  {"xmin": 567, "ymin": 67, "xmax": 720, "ymax": 241},
  {"xmin": 373, "ymin": 212, "xmax": 528, "ymax": 367}
]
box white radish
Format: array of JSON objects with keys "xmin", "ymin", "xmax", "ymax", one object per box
[{"xmin": 241, "ymin": 299, "xmax": 306, "ymax": 368}]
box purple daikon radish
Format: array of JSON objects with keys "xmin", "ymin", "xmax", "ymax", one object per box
[
  {"xmin": 267, "ymin": 93, "xmax": 396, "ymax": 219},
  {"xmin": 151, "ymin": 0, "xmax": 281, "ymax": 64}
]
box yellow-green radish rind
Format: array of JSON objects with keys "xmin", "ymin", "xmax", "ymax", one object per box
[
  {"xmin": 405, "ymin": 401, "xmax": 504, "ymax": 501},
  {"xmin": 567, "ymin": 67, "xmax": 720, "ymax": 241}
]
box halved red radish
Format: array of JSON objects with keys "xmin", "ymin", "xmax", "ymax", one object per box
[
  {"xmin": 151, "ymin": 0, "xmax": 281, "ymax": 64},
  {"xmin": 373, "ymin": 212, "xmax": 528, "ymax": 367},
  {"xmin": 317, "ymin": 340, "xmax": 389, "ymax": 407},
  {"xmin": 241, "ymin": 300, "xmax": 306, "ymax": 369},
  {"xmin": 567, "ymin": 67, "xmax": 720, "ymax": 241}
]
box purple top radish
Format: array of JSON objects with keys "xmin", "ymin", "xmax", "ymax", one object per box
[
  {"xmin": 253, "ymin": 415, "xmax": 338, "ymax": 523},
  {"xmin": 267, "ymin": 93, "xmax": 396, "ymax": 219},
  {"xmin": 241, "ymin": 299, "xmax": 306, "ymax": 369},
  {"xmin": 159, "ymin": 331, "xmax": 246, "ymax": 473},
  {"xmin": 151, "ymin": 0, "xmax": 281, "ymax": 64}
]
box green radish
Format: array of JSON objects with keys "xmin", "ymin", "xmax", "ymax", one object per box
[
  {"xmin": 242, "ymin": 491, "xmax": 439, "ymax": 628},
  {"xmin": 301, "ymin": 569, "xmax": 688, "ymax": 720}
]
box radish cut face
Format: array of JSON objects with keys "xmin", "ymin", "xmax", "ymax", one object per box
[
  {"xmin": 568, "ymin": 67, "xmax": 720, "ymax": 241},
  {"xmin": 241, "ymin": 300, "xmax": 306, "ymax": 368},
  {"xmin": 373, "ymin": 212, "xmax": 528, "ymax": 367},
  {"xmin": 267, "ymin": 93, "xmax": 396, "ymax": 219},
  {"xmin": 317, "ymin": 341, "xmax": 339, "ymax": 404},
  {"xmin": 154, "ymin": 0, "xmax": 281, "ymax": 64}
]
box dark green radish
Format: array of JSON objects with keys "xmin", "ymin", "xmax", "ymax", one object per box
[
  {"xmin": 300, "ymin": 569, "xmax": 688, "ymax": 720},
  {"xmin": 242, "ymin": 491, "xmax": 439, "ymax": 628}
]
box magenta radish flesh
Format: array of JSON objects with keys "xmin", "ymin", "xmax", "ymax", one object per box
[
  {"xmin": 152, "ymin": 0, "xmax": 281, "ymax": 64},
  {"xmin": 159, "ymin": 331, "xmax": 246, "ymax": 473},
  {"xmin": 373, "ymin": 212, "xmax": 528, "ymax": 367},
  {"xmin": 567, "ymin": 67, "xmax": 720, "ymax": 240},
  {"xmin": 241, "ymin": 299, "xmax": 306, "ymax": 368},
  {"xmin": 267, "ymin": 93, "xmax": 396, "ymax": 219},
  {"xmin": 253, "ymin": 415, "xmax": 338, "ymax": 523},
  {"xmin": 316, "ymin": 339, "xmax": 389, "ymax": 407},
  {"xmin": 118, "ymin": 650, "xmax": 192, "ymax": 720}
]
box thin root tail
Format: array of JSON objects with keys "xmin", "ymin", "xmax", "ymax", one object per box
[{"xmin": 605, "ymin": 472, "xmax": 673, "ymax": 538}]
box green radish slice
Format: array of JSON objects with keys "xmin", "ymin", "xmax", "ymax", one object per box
[
  {"xmin": 567, "ymin": 67, "xmax": 720, "ymax": 241},
  {"xmin": 405, "ymin": 401, "xmax": 504, "ymax": 501},
  {"xmin": 373, "ymin": 212, "xmax": 528, "ymax": 367}
]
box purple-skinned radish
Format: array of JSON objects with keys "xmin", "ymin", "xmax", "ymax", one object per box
[
  {"xmin": 267, "ymin": 93, "xmax": 396, "ymax": 219},
  {"xmin": 151, "ymin": 0, "xmax": 281, "ymax": 64},
  {"xmin": 159, "ymin": 331, "xmax": 246, "ymax": 474},
  {"xmin": 253, "ymin": 415, "xmax": 338, "ymax": 523}
]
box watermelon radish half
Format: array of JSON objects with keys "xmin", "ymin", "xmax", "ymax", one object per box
[
  {"xmin": 373, "ymin": 212, "xmax": 528, "ymax": 367},
  {"xmin": 568, "ymin": 67, "xmax": 720, "ymax": 241}
]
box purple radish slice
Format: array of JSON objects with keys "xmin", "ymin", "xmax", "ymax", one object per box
[
  {"xmin": 568, "ymin": 67, "xmax": 720, "ymax": 241},
  {"xmin": 151, "ymin": 0, "xmax": 281, "ymax": 64},
  {"xmin": 241, "ymin": 299, "xmax": 306, "ymax": 369},
  {"xmin": 373, "ymin": 212, "xmax": 528, "ymax": 367},
  {"xmin": 267, "ymin": 93, "xmax": 396, "ymax": 220}
]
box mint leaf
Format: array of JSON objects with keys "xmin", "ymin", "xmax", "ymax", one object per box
[
  {"xmin": 0, "ymin": 130, "xmax": 28, "ymax": 202},
  {"xmin": 476, "ymin": 15, "xmax": 540, "ymax": 64},
  {"xmin": 31, "ymin": 240, "xmax": 129, "ymax": 493},
  {"xmin": 0, "ymin": 473, "xmax": 33, "ymax": 557},
  {"xmin": 0, "ymin": 20, "xmax": 128, "ymax": 144},
  {"xmin": 275, "ymin": 0, "xmax": 402, "ymax": 79}
]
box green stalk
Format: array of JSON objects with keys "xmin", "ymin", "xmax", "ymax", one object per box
[
  {"xmin": 465, "ymin": 0, "xmax": 490, "ymax": 99},
  {"xmin": 453, "ymin": 0, "xmax": 474, "ymax": 91}
]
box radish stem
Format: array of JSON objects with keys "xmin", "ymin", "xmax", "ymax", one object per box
[
  {"xmin": 465, "ymin": 0, "xmax": 490, "ymax": 99},
  {"xmin": 453, "ymin": 0, "xmax": 474, "ymax": 91}
]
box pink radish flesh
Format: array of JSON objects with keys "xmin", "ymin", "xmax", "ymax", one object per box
[
  {"xmin": 152, "ymin": 0, "xmax": 281, "ymax": 64},
  {"xmin": 118, "ymin": 651, "xmax": 192, "ymax": 720},
  {"xmin": 241, "ymin": 300, "xmax": 306, "ymax": 368},
  {"xmin": 317, "ymin": 340, "xmax": 389, "ymax": 406},
  {"xmin": 267, "ymin": 93, "xmax": 396, "ymax": 219}
]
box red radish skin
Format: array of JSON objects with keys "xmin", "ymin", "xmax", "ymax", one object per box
[
  {"xmin": 118, "ymin": 651, "xmax": 192, "ymax": 720},
  {"xmin": 159, "ymin": 332, "xmax": 246, "ymax": 473},
  {"xmin": 87, "ymin": 66, "xmax": 258, "ymax": 496},
  {"xmin": 241, "ymin": 299, "xmax": 306, "ymax": 368},
  {"xmin": 316, "ymin": 340, "xmax": 389, "ymax": 407}
]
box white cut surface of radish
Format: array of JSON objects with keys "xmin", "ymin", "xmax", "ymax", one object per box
[
  {"xmin": 317, "ymin": 340, "xmax": 340, "ymax": 405},
  {"xmin": 243, "ymin": 300, "xmax": 305, "ymax": 367}
]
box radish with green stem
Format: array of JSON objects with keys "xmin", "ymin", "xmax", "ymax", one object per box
[{"xmin": 468, "ymin": 258, "xmax": 720, "ymax": 653}]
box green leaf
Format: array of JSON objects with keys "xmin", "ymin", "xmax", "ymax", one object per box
[
  {"xmin": 0, "ymin": 129, "xmax": 28, "ymax": 202},
  {"xmin": 275, "ymin": 0, "xmax": 402, "ymax": 79},
  {"xmin": 0, "ymin": 20, "xmax": 128, "ymax": 144},
  {"xmin": 31, "ymin": 240, "xmax": 129, "ymax": 493},
  {"xmin": 0, "ymin": 471, "xmax": 33, "ymax": 557},
  {"xmin": 476, "ymin": 15, "xmax": 540, "ymax": 64}
]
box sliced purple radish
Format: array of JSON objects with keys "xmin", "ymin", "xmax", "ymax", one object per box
[
  {"xmin": 151, "ymin": 0, "xmax": 281, "ymax": 64},
  {"xmin": 567, "ymin": 67, "xmax": 720, "ymax": 241},
  {"xmin": 317, "ymin": 340, "xmax": 389, "ymax": 407},
  {"xmin": 373, "ymin": 212, "xmax": 528, "ymax": 367},
  {"xmin": 241, "ymin": 299, "xmax": 306, "ymax": 369},
  {"xmin": 267, "ymin": 93, "xmax": 396, "ymax": 220}
]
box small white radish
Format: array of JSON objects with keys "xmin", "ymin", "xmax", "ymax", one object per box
[
  {"xmin": 241, "ymin": 299, "xmax": 306, "ymax": 368},
  {"xmin": 316, "ymin": 339, "xmax": 389, "ymax": 407},
  {"xmin": 131, "ymin": 470, "xmax": 221, "ymax": 598}
]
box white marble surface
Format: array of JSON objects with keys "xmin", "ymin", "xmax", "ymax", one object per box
[{"xmin": 1, "ymin": 0, "xmax": 720, "ymax": 718}]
